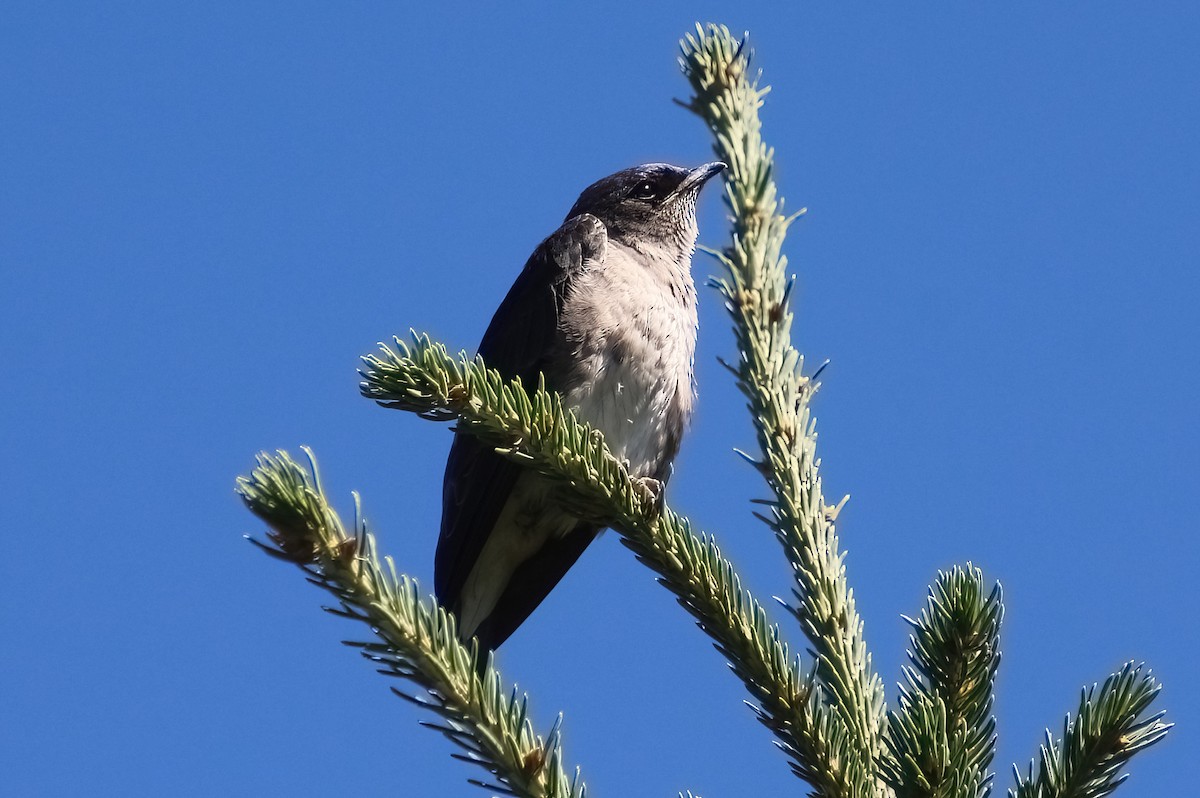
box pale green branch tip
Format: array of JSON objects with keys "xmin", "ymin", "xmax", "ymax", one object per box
[{"xmin": 237, "ymin": 447, "xmax": 587, "ymax": 798}]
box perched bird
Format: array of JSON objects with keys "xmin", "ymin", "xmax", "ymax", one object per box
[{"xmin": 436, "ymin": 161, "xmax": 725, "ymax": 653}]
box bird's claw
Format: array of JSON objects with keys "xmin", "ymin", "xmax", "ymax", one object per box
[{"xmin": 633, "ymin": 476, "xmax": 665, "ymax": 517}]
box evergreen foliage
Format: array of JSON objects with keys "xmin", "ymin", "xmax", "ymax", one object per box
[
  {"xmin": 1010, "ymin": 663, "xmax": 1169, "ymax": 798},
  {"xmin": 679, "ymin": 27, "xmax": 885, "ymax": 788},
  {"xmin": 237, "ymin": 448, "xmax": 585, "ymax": 798},
  {"xmin": 882, "ymin": 566, "xmax": 1002, "ymax": 797},
  {"xmin": 237, "ymin": 22, "xmax": 1169, "ymax": 797}
]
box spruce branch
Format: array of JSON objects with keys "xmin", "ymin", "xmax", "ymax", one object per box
[
  {"xmin": 236, "ymin": 448, "xmax": 586, "ymax": 798},
  {"xmin": 678, "ymin": 22, "xmax": 887, "ymax": 777},
  {"xmin": 1010, "ymin": 663, "xmax": 1171, "ymax": 798},
  {"xmin": 361, "ymin": 335, "xmax": 862, "ymax": 797},
  {"xmin": 235, "ymin": 21, "xmax": 1173, "ymax": 798},
  {"xmin": 882, "ymin": 566, "xmax": 1003, "ymax": 798}
]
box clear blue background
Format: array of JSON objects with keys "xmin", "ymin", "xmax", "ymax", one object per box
[{"xmin": 3, "ymin": 3, "xmax": 1195, "ymax": 795}]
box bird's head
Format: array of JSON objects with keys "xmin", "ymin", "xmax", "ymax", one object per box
[{"xmin": 565, "ymin": 162, "xmax": 726, "ymax": 253}]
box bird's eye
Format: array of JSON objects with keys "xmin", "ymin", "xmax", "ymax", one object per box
[{"xmin": 630, "ymin": 180, "xmax": 658, "ymax": 200}]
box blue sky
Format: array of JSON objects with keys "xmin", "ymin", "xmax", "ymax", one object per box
[{"xmin": 2, "ymin": 3, "xmax": 1195, "ymax": 795}]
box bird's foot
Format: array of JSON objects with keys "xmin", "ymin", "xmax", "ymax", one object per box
[{"xmin": 632, "ymin": 476, "xmax": 665, "ymax": 517}]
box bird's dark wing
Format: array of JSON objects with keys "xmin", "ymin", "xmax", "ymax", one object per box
[
  {"xmin": 435, "ymin": 214, "xmax": 607, "ymax": 629},
  {"xmin": 470, "ymin": 523, "xmax": 599, "ymax": 651}
]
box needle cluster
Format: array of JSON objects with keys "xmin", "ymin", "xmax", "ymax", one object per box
[{"xmin": 236, "ymin": 23, "xmax": 1169, "ymax": 798}]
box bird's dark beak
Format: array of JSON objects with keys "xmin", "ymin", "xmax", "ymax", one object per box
[{"xmin": 675, "ymin": 161, "xmax": 727, "ymax": 196}]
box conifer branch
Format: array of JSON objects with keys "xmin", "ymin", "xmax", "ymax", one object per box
[
  {"xmin": 236, "ymin": 21, "xmax": 1172, "ymax": 798},
  {"xmin": 678, "ymin": 22, "xmax": 887, "ymax": 779},
  {"xmin": 361, "ymin": 335, "xmax": 860, "ymax": 797},
  {"xmin": 882, "ymin": 566, "xmax": 1003, "ymax": 798},
  {"xmin": 236, "ymin": 448, "xmax": 586, "ymax": 798},
  {"xmin": 1010, "ymin": 663, "xmax": 1171, "ymax": 798}
]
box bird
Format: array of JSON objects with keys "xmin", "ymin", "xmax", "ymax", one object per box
[{"xmin": 435, "ymin": 161, "xmax": 726, "ymax": 655}]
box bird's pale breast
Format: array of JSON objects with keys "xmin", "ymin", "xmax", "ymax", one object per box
[{"xmin": 561, "ymin": 241, "xmax": 697, "ymax": 477}]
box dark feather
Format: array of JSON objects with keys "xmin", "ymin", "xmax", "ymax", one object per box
[
  {"xmin": 470, "ymin": 522, "xmax": 601, "ymax": 651},
  {"xmin": 435, "ymin": 214, "xmax": 607, "ymax": 637}
]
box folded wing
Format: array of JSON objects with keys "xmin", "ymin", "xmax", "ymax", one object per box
[{"xmin": 436, "ymin": 214, "xmax": 608, "ymax": 650}]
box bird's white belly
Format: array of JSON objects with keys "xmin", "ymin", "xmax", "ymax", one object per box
[
  {"xmin": 566, "ymin": 355, "xmax": 673, "ymax": 476},
  {"xmin": 563, "ymin": 294, "xmax": 695, "ymax": 476},
  {"xmin": 560, "ymin": 244, "xmax": 697, "ymax": 476}
]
